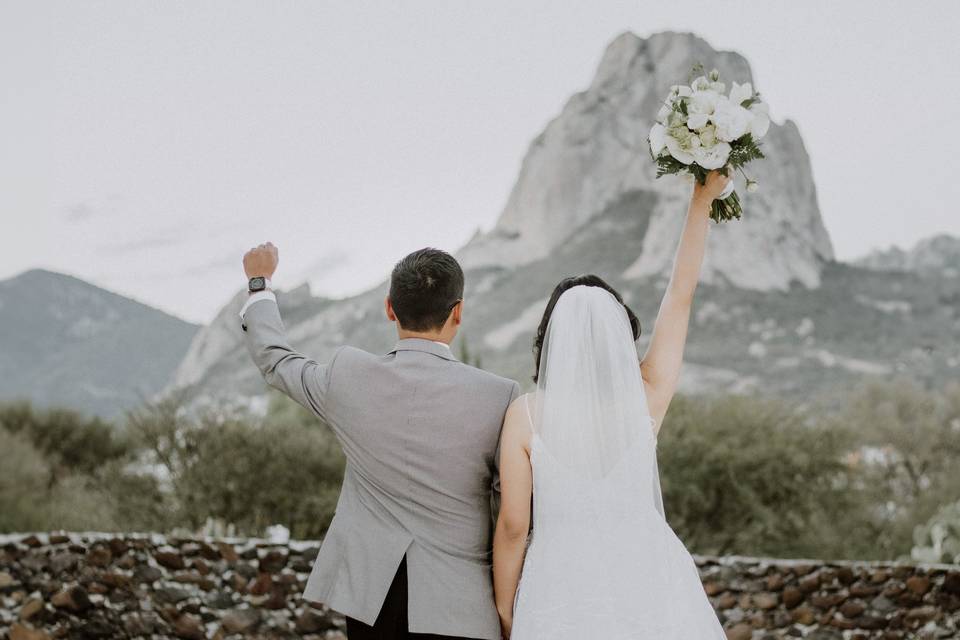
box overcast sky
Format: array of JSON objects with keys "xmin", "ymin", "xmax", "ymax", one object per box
[{"xmin": 3, "ymin": 1, "xmax": 958, "ymax": 324}]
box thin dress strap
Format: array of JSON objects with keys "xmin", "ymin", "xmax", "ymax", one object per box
[{"xmin": 523, "ymin": 393, "xmax": 535, "ymax": 432}]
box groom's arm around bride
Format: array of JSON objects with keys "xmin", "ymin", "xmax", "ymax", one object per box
[{"xmin": 239, "ymin": 243, "xmax": 519, "ymax": 640}]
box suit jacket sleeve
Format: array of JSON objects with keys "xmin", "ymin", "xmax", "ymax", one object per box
[{"xmin": 240, "ymin": 296, "xmax": 342, "ymax": 421}]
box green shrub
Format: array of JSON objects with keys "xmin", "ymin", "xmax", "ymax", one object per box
[
  {"xmin": 656, "ymin": 394, "xmax": 866, "ymax": 560},
  {"xmin": 125, "ymin": 391, "xmax": 345, "ymax": 538}
]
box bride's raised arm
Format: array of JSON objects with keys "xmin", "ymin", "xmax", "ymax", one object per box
[{"xmin": 640, "ymin": 169, "xmax": 732, "ymax": 433}]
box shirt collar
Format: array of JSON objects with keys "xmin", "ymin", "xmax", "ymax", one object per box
[{"xmin": 389, "ymin": 338, "xmax": 457, "ymax": 361}]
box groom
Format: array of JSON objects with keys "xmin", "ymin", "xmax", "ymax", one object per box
[{"xmin": 240, "ymin": 242, "xmax": 520, "ymax": 640}]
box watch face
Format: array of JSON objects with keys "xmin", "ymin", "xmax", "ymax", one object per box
[{"xmin": 249, "ymin": 277, "xmax": 266, "ymax": 292}]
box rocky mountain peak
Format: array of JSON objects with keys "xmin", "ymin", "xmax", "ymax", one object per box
[{"xmin": 457, "ymin": 30, "xmax": 834, "ymax": 291}]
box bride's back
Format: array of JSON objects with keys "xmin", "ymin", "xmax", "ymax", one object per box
[{"xmin": 524, "ymin": 393, "xmax": 661, "ymax": 532}]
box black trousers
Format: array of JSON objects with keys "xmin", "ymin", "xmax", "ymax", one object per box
[{"xmin": 346, "ymin": 555, "xmax": 484, "ymax": 640}]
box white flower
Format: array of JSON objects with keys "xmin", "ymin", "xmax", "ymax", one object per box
[
  {"xmin": 699, "ymin": 124, "xmax": 718, "ymax": 147},
  {"xmin": 729, "ymin": 81, "xmax": 753, "ymax": 106},
  {"xmin": 685, "ymin": 90, "xmax": 720, "ymax": 130},
  {"xmin": 649, "ymin": 122, "xmax": 667, "ymax": 155},
  {"xmin": 665, "ymin": 129, "xmax": 695, "ymax": 164},
  {"xmin": 656, "ymin": 104, "xmax": 671, "ymax": 123},
  {"xmin": 692, "ymin": 141, "xmax": 731, "ymax": 169},
  {"xmin": 686, "ymin": 112, "xmax": 710, "ymax": 129},
  {"xmin": 709, "ymin": 68, "xmax": 720, "ymax": 81},
  {"xmin": 709, "ymin": 81, "xmax": 726, "ymax": 94},
  {"xmin": 691, "ymin": 75, "xmax": 710, "ymax": 92},
  {"xmin": 746, "ymin": 179, "xmax": 759, "ymax": 193},
  {"xmin": 670, "ymin": 84, "xmax": 692, "ymax": 98},
  {"xmin": 712, "ymin": 97, "xmax": 753, "ymax": 142},
  {"xmin": 748, "ymin": 102, "xmax": 770, "ymax": 139}
]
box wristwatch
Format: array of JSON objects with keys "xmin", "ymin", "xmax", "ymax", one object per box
[{"xmin": 248, "ymin": 276, "xmax": 272, "ymax": 293}]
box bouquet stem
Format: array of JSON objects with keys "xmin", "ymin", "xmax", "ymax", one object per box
[{"xmin": 710, "ymin": 190, "xmax": 742, "ymax": 223}]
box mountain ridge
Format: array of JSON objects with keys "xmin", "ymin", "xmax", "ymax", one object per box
[{"xmin": 0, "ymin": 268, "xmax": 200, "ymax": 418}]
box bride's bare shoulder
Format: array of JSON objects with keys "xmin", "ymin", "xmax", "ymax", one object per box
[{"xmin": 503, "ymin": 392, "xmax": 534, "ymax": 447}]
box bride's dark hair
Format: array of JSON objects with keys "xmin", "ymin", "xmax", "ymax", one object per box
[{"xmin": 532, "ymin": 274, "xmax": 640, "ymax": 383}]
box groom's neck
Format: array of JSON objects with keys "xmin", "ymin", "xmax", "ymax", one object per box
[{"xmin": 396, "ymin": 328, "xmax": 452, "ymax": 345}]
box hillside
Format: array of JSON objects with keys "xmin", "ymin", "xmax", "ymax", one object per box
[{"xmin": 0, "ymin": 269, "xmax": 199, "ymax": 418}]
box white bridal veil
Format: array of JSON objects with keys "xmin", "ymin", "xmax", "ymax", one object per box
[{"xmin": 532, "ymin": 285, "xmax": 665, "ymax": 516}]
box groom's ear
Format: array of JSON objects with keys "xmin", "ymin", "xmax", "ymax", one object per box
[
  {"xmin": 451, "ymin": 300, "xmax": 463, "ymax": 326},
  {"xmin": 385, "ymin": 296, "xmax": 398, "ymax": 323}
]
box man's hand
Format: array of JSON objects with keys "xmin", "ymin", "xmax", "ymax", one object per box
[{"xmin": 243, "ymin": 242, "xmax": 279, "ymax": 280}]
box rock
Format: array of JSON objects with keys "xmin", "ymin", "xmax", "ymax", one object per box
[
  {"xmin": 799, "ymin": 574, "xmax": 821, "ymax": 593},
  {"xmin": 904, "ymin": 575, "xmax": 930, "ymax": 595},
  {"xmin": 839, "ymin": 600, "xmax": 866, "ymax": 618},
  {"xmin": 201, "ymin": 589, "xmax": 233, "ymax": 610},
  {"xmin": 134, "ymin": 564, "xmax": 163, "ymax": 583},
  {"xmin": 810, "ymin": 593, "xmax": 845, "ymax": 609},
  {"xmin": 849, "ymin": 582, "xmax": 881, "ymax": 597},
  {"xmin": 197, "ymin": 542, "xmax": 220, "ymax": 561},
  {"xmin": 943, "ymin": 572, "xmax": 960, "ymax": 595},
  {"xmin": 259, "ymin": 549, "xmax": 288, "ymax": 573},
  {"xmin": 765, "ymin": 573, "xmax": 785, "ymax": 591},
  {"xmin": 107, "ymin": 538, "xmax": 129, "ymax": 557},
  {"xmin": 869, "ymin": 570, "xmax": 889, "ymax": 584},
  {"xmin": 904, "ymin": 605, "xmax": 938, "ymax": 624},
  {"xmin": 791, "ymin": 606, "xmax": 816, "ymax": 625},
  {"xmin": 49, "ymin": 553, "xmax": 80, "ymax": 574},
  {"xmin": 77, "ymin": 618, "xmax": 118, "ymax": 639},
  {"xmin": 246, "ymin": 572, "xmax": 273, "ymax": 596},
  {"xmin": 20, "ymin": 597, "xmax": 44, "ymax": 621},
  {"xmin": 51, "ymin": 585, "xmax": 92, "ymax": 612},
  {"xmin": 856, "ymin": 615, "xmax": 887, "ymax": 630},
  {"xmin": 265, "ymin": 583, "xmax": 288, "ymax": 610},
  {"xmin": 85, "ymin": 546, "xmax": 111, "ymax": 568},
  {"xmin": 122, "ymin": 612, "xmax": 160, "ymax": 636},
  {"xmin": 753, "ymin": 593, "xmax": 778, "ymax": 610},
  {"xmin": 782, "ymin": 586, "xmax": 804, "ymax": 609},
  {"xmin": 216, "ymin": 542, "xmax": 238, "ymax": 564},
  {"xmin": 48, "ymin": 533, "xmax": 70, "ymax": 545},
  {"xmin": 155, "ymin": 550, "xmax": 185, "ymax": 570},
  {"xmin": 871, "ymin": 594, "xmax": 896, "ymax": 612},
  {"xmin": 9, "ymin": 623, "xmax": 51, "ymax": 640},
  {"xmin": 725, "ymin": 621, "xmax": 753, "ymax": 640},
  {"xmin": 295, "ymin": 608, "xmax": 337, "ymax": 634},
  {"xmin": 716, "ymin": 593, "xmax": 738, "ymax": 609},
  {"xmin": 836, "ymin": 567, "xmax": 855, "ymax": 585},
  {"xmin": 0, "ymin": 571, "xmax": 15, "ymax": 588},
  {"xmin": 100, "ymin": 571, "xmax": 132, "ymax": 589},
  {"xmin": 221, "ymin": 608, "xmax": 261, "ymax": 633},
  {"xmin": 154, "ymin": 585, "xmax": 191, "ymax": 604},
  {"xmin": 173, "ymin": 612, "xmax": 205, "ymax": 640},
  {"xmin": 227, "ymin": 573, "xmax": 248, "ymax": 592},
  {"xmin": 21, "ymin": 535, "xmax": 43, "ymax": 548}
]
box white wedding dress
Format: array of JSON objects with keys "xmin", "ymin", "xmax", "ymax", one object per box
[{"xmin": 509, "ymin": 286, "xmax": 726, "ymax": 639}]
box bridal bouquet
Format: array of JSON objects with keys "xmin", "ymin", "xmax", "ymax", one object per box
[{"xmin": 648, "ymin": 65, "xmax": 768, "ymax": 222}]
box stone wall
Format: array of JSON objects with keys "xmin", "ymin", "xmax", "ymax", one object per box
[{"xmin": 1, "ymin": 532, "xmax": 959, "ymax": 639}]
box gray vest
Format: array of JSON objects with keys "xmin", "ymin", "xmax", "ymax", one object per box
[{"xmin": 242, "ymin": 298, "xmax": 519, "ymax": 639}]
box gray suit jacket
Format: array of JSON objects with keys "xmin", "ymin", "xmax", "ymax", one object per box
[{"xmin": 241, "ymin": 297, "xmax": 519, "ymax": 639}]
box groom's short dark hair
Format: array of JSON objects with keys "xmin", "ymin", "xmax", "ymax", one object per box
[{"xmin": 389, "ymin": 248, "xmax": 464, "ymax": 332}]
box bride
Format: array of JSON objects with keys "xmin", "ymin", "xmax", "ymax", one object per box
[{"xmin": 492, "ymin": 169, "xmax": 732, "ymax": 638}]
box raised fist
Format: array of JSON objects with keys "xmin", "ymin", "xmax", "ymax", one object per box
[{"xmin": 243, "ymin": 242, "xmax": 279, "ymax": 279}]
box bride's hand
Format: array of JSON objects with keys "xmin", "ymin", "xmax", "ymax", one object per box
[
  {"xmin": 692, "ymin": 167, "xmax": 733, "ymax": 204},
  {"xmin": 499, "ymin": 615, "xmax": 512, "ymax": 639}
]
